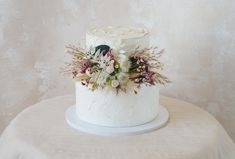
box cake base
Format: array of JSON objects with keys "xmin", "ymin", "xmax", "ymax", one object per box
[{"xmin": 65, "ymin": 105, "xmax": 169, "ymax": 136}]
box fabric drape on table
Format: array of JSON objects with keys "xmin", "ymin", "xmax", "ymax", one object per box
[{"xmin": 0, "ymin": 95, "xmax": 234, "ymax": 159}]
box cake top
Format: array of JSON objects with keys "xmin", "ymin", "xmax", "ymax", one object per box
[{"xmin": 87, "ymin": 26, "xmax": 149, "ymax": 39}]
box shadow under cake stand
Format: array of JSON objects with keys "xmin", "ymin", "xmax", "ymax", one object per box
[{"xmin": 65, "ymin": 104, "xmax": 169, "ymax": 136}]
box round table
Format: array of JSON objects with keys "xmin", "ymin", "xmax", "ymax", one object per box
[{"xmin": 0, "ymin": 95, "xmax": 234, "ymax": 159}]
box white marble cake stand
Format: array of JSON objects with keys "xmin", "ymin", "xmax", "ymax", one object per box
[{"xmin": 65, "ymin": 104, "xmax": 169, "ymax": 136}]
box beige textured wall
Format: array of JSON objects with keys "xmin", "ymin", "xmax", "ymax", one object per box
[{"xmin": 1, "ymin": 0, "xmax": 235, "ymax": 140}]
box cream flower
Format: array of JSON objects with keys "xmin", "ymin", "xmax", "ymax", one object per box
[
  {"xmin": 106, "ymin": 65, "xmax": 114, "ymax": 74},
  {"xmin": 85, "ymin": 68, "xmax": 93, "ymax": 77},
  {"xmin": 111, "ymin": 80, "xmax": 119, "ymax": 88},
  {"xmin": 88, "ymin": 83, "xmax": 95, "ymax": 90}
]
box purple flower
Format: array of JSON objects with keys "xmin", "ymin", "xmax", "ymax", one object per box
[{"xmin": 80, "ymin": 59, "xmax": 91, "ymax": 73}]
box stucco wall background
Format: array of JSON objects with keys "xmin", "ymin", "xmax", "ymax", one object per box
[{"xmin": 0, "ymin": 0, "xmax": 235, "ymax": 140}]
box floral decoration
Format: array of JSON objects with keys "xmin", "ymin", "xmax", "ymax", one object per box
[{"xmin": 63, "ymin": 44, "xmax": 170, "ymax": 94}]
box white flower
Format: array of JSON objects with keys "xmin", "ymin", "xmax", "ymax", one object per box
[
  {"xmin": 93, "ymin": 49, "xmax": 101, "ymax": 60},
  {"xmin": 118, "ymin": 54, "xmax": 130, "ymax": 72},
  {"xmin": 86, "ymin": 47, "xmax": 96, "ymax": 59},
  {"xmin": 111, "ymin": 80, "xmax": 119, "ymax": 88},
  {"xmin": 99, "ymin": 54, "xmax": 111, "ymax": 68},
  {"xmin": 95, "ymin": 71, "xmax": 109, "ymax": 86},
  {"xmin": 85, "ymin": 68, "xmax": 93, "ymax": 77},
  {"xmin": 106, "ymin": 65, "xmax": 114, "ymax": 74}
]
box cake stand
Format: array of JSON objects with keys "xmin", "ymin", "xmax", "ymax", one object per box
[{"xmin": 65, "ymin": 105, "xmax": 169, "ymax": 136}]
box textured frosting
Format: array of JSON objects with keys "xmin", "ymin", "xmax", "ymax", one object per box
[
  {"xmin": 86, "ymin": 26, "xmax": 149, "ymax": 52},
  {"xmin": 75, "ymin": 26, "xmax": 159, "ymax": 127},
  {"xmin": 76, "ymin": 82, "xmax": 159, "ymax": 127},
  {"xmin": 87, "ymin": 26, "xmax": 148, "ymax": 39}
]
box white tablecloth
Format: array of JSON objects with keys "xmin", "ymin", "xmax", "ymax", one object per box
[{"xmin": 0, "ymin": 95, "xmax": 234, "ymax": 159}]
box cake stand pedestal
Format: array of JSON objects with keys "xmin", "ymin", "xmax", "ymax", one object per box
[{"xmin": 65, "ymin": 105, "xmax": 169, "ymax": 136}]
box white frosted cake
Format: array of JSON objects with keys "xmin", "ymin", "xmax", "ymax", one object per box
[
  {"xmin": 86, "ymin": 26, "xmax": 149, "ymax": 52},
  {"xmin": 76, "ymin": 26, "xmax": 158, "ymax": 127},
  {"xmin": 65, "ymin": 26, "xmax": 169, "ymax": 128},
  {"xmin": 76, "ymin": 83, "xmax": 159, "ymax": 127}
]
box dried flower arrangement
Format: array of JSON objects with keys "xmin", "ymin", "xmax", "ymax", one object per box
[{"xmin": 63, "ymin": 44, "xmax": 170, "ymax": 94}]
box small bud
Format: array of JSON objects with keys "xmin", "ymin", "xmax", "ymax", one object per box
[
  {"xmin": 115, "ymin": 64, "xmax": 119, "ymax": 69},
  {"xmin": 88, "ymin": 83, "xmax": 93, "ymax": 90},
  {"xmin": 85, "ymin": 68, "xmax": 93, "ymax": 77},
  {"xmin": 111, "ymin": 80, "xmax": 119, "ymax": 88}
]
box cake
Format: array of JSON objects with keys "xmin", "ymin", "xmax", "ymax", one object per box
[
  {"xmin": 65, "ymin": 26, "xmax": 169, "ymax": 127},
  {"xmin": 76, "ymin": 83, "xmax": 159, "ymax": 127}
]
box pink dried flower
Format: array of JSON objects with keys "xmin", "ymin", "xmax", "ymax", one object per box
[
  {"xmin": 80, "ymin": 59, "xmax": 91, "ymax": 73},
  {"xmin": 106, "ymin": 49, "xmax": 114, "ymax": 60},
  {"xmin": 144, "ymin": 71, "xmax": 155, "ymax": 85}
]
